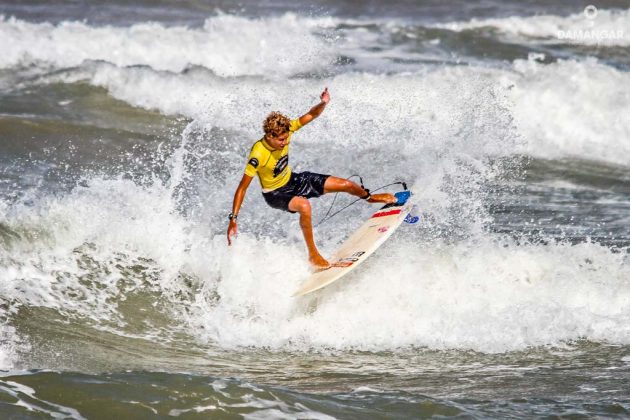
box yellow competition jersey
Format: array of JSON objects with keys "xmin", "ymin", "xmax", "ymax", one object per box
[{"xmin": 244, "ymin": 119, "xmax": 303, "ymax": 191}]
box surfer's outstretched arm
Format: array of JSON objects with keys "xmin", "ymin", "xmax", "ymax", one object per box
[
  {"xmin": 227, "ymin": 174, "xmax": 253, "ymax": 245},
  {"xmin": 298, "ymin": 88, "xmax": 330, "ymax": 126}
]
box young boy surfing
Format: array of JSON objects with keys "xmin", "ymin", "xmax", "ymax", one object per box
[{"xmin": 227, "ymin": 88, "xmax": 396, "ymax": 269}]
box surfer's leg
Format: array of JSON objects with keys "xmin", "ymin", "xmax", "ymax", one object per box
[
  {"xmin": 288, "ymin": 196, "xmax": 330, "ymax": 269},
  {"xmin": 323, "ymin": 176, "xmax": 365, "ymax": 196},
  {"xmin": 323, "ymin": 176, "xmax": 397, "ymax": 204}
]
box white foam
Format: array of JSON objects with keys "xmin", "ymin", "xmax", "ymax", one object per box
[
  {"xmin": 57, "ymin": 62, "xmax": 514, "ymax": 153},
  {"xmin": 436, "ymin": 8, "xmax": 630, "ymax": 46},
  {"xmin": 0, "ymin": 177, "xmax": 194, "ymax": 324},
  {"xmin": 1, "ymin": 142, "xmax": 628, "ymax": 354},
  {"xmin": 503, "ymin": 57, "xmax": 630, "ymax": 165},
  {"xmin": 185, "ymin": 236, "xmax": 630, "ymax": 353},
  {"xmin": 2, "ymin": 11, "xmax": 627, "ymax": 165},
  {"xmin": 0, "ymin": 325, "xmax": 18, "ymax": 370},
  {"xmin": 0, "ymin": 14, "xmax": 335, "ymax": 77},
  {"xmin": 55, "ymin": 52, "xmax": 628, "ymax": 166}
]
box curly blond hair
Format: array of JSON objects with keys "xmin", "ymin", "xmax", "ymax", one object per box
[{"xmin": 263, "ymin": 112, "xmax": 291, "ymax": 137}]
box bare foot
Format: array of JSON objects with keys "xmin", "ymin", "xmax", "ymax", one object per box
[
  {"xmin": 367, "ymin": 193, "xmax": 397, "ymax": 204},
  {"xmin": 309, "ymin": 254, "xmax": 330, "ymax": 271}
]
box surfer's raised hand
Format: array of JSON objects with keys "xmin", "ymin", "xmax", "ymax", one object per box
[
  {"xmin": 320, "ymin": 87, "xmax": 330, "ymax": 104},
  {"xmin": 299, "ymin": 88, "xmax": 330, "ymax": 126},
  {"xmin": 227, "ymin": 219, "xmax": 237, "ymax": 246}
]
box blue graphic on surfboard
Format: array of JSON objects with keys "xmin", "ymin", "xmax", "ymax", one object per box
[
  {"xmin": 404, "ymin": 213, "xmax": 419, "ymax": 224},
  {"xmin": 293, "ymin": 190, "xmax": 415, "ymax": 296}
]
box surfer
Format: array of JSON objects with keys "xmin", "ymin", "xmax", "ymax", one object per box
[{"xmin": 226, "ymin": 88, "xmax": 396, "ymax": 269}]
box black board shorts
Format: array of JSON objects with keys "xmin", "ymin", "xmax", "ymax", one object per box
[{"xmin": 263, "ymin": 171, "xmax": 330, "ymax": 212}]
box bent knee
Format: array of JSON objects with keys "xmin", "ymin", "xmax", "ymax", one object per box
[{"xmin": 289, "ymin": 197, "xmax": 311, "ymax": 214}]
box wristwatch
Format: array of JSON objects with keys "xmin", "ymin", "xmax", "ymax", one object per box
[{"xmin": 228, "ymin": 212, "xmax": 238, "ymax": 221}]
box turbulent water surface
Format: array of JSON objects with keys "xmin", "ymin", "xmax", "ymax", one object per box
[{"xmin": 1, "ymin": 0, "xmax": 629, "ymax": 418}]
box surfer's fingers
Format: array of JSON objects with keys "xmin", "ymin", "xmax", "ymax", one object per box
[{"xmin": 227, "ymin": 225, "xmax": 237, "ymax": 245}]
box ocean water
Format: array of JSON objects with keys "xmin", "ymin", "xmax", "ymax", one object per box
[{"xmin": 1, "ymin": 0, "xmax": 629, "ymax": 418}]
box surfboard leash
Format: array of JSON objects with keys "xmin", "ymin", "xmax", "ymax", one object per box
[{"xmin": 315, "ymin": 176, "xmax": 408, "ymax": 227}]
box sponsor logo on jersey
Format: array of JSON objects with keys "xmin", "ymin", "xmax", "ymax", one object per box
[
  {"xmin": 273, "ymin": 155, "xmax": 289, "ymax": 177},
  {"xmin": 248, "ymin": 157, "xmax": 259, "ymax": 168}
]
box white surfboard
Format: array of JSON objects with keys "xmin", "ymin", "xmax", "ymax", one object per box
[{"xmin": 293, "ymin": 191, "xmax": 413, "ymax": 297}]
